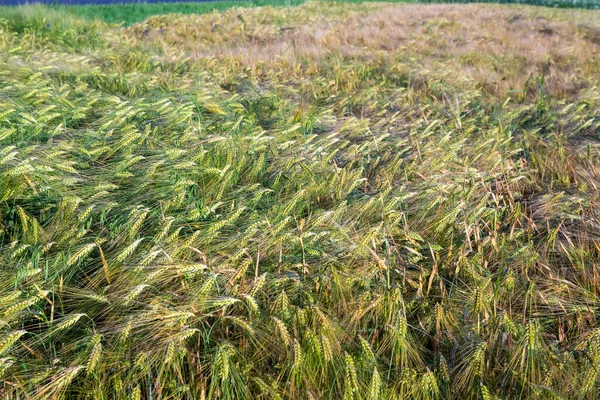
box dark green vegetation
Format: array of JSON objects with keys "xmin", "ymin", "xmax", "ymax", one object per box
[
  {"xmin": 56, "ymin": 0, "xmax": 307, "ymax": 25},
  {"xmin": 53, "ymin": 2, "xmax": 269, "ymax": 25},
  {"xmin": 1, "ymin": 2, "xmax": 600, "ymax": 399}
]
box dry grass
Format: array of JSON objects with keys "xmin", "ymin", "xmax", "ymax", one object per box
[{"xmin": 127, "ymin": 3, "xmax": 600, "ymax": 101}]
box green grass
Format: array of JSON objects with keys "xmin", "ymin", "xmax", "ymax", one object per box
[
  {"xmin": 1, "ymin": 2, "xmax": 600, "ymax": 399},
  {"xmin": 61, "ymin": 2, "xmax": 260, "ymax": 25},
  {"xmin": 59, "ymin": 0, "xmax": 307, "ymax": 25}
]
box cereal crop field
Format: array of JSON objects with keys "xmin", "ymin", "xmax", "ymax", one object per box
[{"xmin": 1, "ymin": 2, "xmax": 600, "ymax": 398}]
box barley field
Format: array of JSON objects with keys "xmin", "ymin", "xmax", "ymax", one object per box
[
  {"xmin": 2, "ymin": 0, "xmax": 598, "ymax": 26},
  {"xmin": 1, "ymin": 2, "xmax": 600, "ymax": 399}
]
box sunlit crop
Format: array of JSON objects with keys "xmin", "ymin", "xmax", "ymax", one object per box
[{"xmin": 1, "ymin": 3, "xmax": 600, "ymax": 398}]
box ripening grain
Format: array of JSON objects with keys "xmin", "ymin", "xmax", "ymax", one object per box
[{"xmin": 1, "ymin": 2, "xmax": 600, "ymax": 399}]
